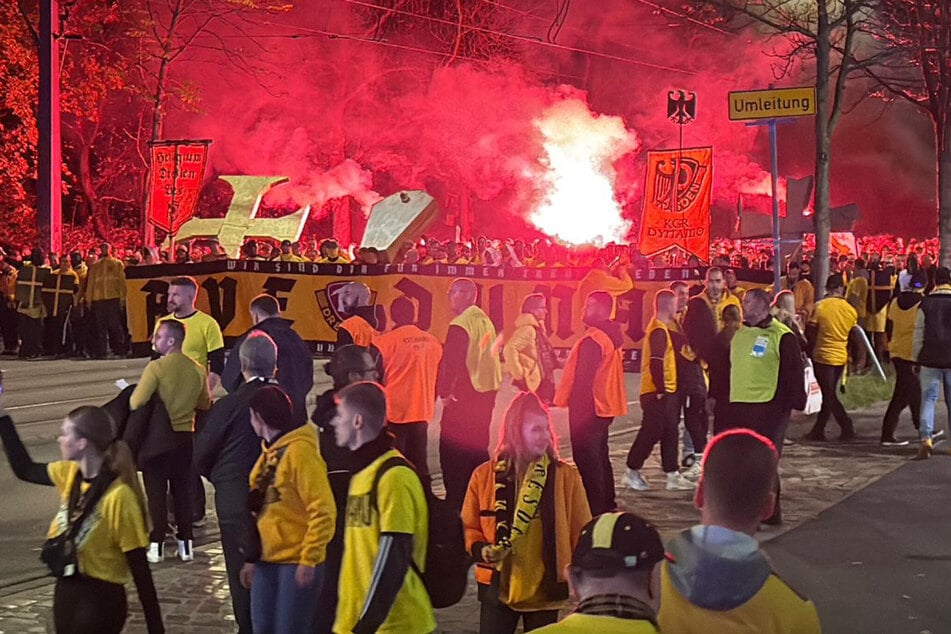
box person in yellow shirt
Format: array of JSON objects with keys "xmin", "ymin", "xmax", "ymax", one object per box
[
  {"xmin": 533, "ymin": 512, "xmax": 665, "ymax": 634},
  {"xmin": 881, "ymin": 271, "xmax": 925, "ymax": 446},
  {"xmin": 330, "ymin": 381, "xmax": 436, "ymax": 634},
  {"xmin": 777, "ymin": 261, "xmax": 815, "ymax": 323},
  {"xmin": 0, "ymin": 405, "xmax": 164, "ymax": 633},
  {"xmin": 241, "ymin": 386, "xmax": 335, "ymax": 633},
  {"xmin": 576, "ymin": 258, "xmax": 633, "ymax": 320},
  {"xmin": 316, "ymin": 238, "xmax": 351, "ymax": 264},
  {"xmin": 805, "ymin": 274, "xmax": 858, "ymax": 441},
  {"xmin": 83, "ymin": 243, "xmax": 127, "ymax": 359},
  {"xmin": 659, "ymin": 429, "xmax": 821, "ymax": 634},
  {"xmin": 131, "ymin": 320, "xmax": 212, "ymax": 563},
  {"xmin": 846, "ymin": 261, "xmax": 870, "ymax": 373},
  {"xmin": 278, "ymin": 239, "xmax": 307, "ymax": 262},
  {"xmin": 700, "ymin": 266, "xmax": 743, "ymax": 330}
]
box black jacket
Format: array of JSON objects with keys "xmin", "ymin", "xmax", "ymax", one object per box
[
  {"xmin": 194, "ymin": 378, "xmax": 276, "ymax": 485},
  {"xmin": 103, "ymin": 385, "xmax": 177, "ymax": 465},
  {"xmin": 916, "ymin": 288, "xmax": 951, "ymax": 368},
  {"xmin": 221, "ymin": 317, "xmax": 314, "ymax": 423}
]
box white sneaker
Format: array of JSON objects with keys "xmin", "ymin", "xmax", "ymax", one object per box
[
  {"xmin": 177, "ymin": 539, "xmax": 194, "ymax": 562},
  {"xmin": 666, "ymin": 471, "xmax": 696, "ymax": 491},
  {"xmin": 681, "ymin": 462, "xmax": 702, "ymax": 481},
  {"xmin": 147, "ymin": 542, "xmax": 164, "ymax": 564},
  {"xmin": 624, "ymin": 468, "xmax": 650, "ymax": 491}
]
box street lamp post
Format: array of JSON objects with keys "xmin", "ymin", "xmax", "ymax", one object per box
[{"xmin": 38, "ymin": 0, "xmax": 63, "ymax": 254}]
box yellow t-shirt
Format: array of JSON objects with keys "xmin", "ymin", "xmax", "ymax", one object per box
[
  {"xmin": 46, "ymin": 461, "xmax": 149, "ymax": 585},
  {"xmin": 809, "ymin": 296, "xmax": 857, "ymax": 366},
  {"xmin": 129, "ymin": 352, "xmax": 210, "ymax": 432},
  {"xmin": 334, "ymin": 450, "xmax": 435, "ymax": 634},
  {"xmin": 156, "ymin": 311, "xmax": 224, "ymax": 371},
  {"xmin": 534, "ymin": 613, "xmax": 659, "ymax": 634}
]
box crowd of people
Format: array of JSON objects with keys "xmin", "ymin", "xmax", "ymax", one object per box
[{"xmin": 0, "ymin": 228, "xmax": 945, "ymax": 632}]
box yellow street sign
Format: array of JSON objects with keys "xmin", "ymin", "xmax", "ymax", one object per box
[{"xmin": 728, "ymin": 86, "xmax": 816, "ymax": 121}]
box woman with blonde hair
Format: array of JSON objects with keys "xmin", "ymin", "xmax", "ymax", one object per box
[
  {"xmin": 462, "ymin": 392, "xmax": 591, "ymax": 634},
  {"xmin": 0, "ymin": 404, "xmax": 163, "ymax": 633}
]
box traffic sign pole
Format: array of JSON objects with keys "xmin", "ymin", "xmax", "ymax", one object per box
[{"xmin": 731, "ymin": 85, "xmax": 816, "ymax": 296}]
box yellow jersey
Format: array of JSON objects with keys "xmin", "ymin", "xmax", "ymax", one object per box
[
  {"xmin": 46, "ymin": 461, "xmax": 149, "ymax": 585},
  {"xmin": 809, "ymin": 296, "xmax": 857, "ymax": 366},
  {"xmin": 156, "ymin": 310, "xmax": 224, "ymax": 371},
  {"xmin": 335, "ymin": 449, "xmax": 435, "ymax": 634}
]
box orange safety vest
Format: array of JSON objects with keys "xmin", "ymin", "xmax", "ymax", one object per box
[
  {"xmin": 554, "ymin": 327, "xmax": 627, "ymax": 417},
  {"xmin": 338, "ymin": 315, "xmax": 376, "ymax": 347}
]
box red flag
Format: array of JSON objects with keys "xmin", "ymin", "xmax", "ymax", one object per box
[
  {"xmin": 147, "ymin": 140, "xmax": 211, "ymax": 234},
  {"xmin": 639, "ymin": 147, "xmax": 713, "ymax": 261}
]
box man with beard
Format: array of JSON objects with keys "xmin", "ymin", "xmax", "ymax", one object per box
[
  {"xmin": 699, "ymin": 267, "xmax": 743, "ymax": 330},
  {"xmin": 556, "ymin": 291, "xmax": 629, "ymax": 512},
  {"xmin": 221, "ymin": 294, "xmax": 313, "ymax": 424},
  {"xmin": 436, "ymin": 278, "xmax": 502, "ymax": 510},
  {"xmin": 334, "ymin": 281, "xmax": 385, "ymax": 348}
]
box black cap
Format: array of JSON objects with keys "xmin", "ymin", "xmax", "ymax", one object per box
[
  {"xmin": 281, "ymin": 239, "xmax": 293, "ymax": 247},
  {"xmin": 572, "ymin": 512, "xmax": 666, "ymax": 572}
]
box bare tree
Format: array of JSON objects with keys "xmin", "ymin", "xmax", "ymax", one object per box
[
  {"xmin": 687, "ymin": 0, "xmax": 882, "ymax": 289},
  {"xmin": 870, "ymin": 0, "xmax": 951, "ymax": 265}
]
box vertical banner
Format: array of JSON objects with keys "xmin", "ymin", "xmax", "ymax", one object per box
[
  {"xmin": 147, "ymin": 140, "xmax": 211, "ymax": 234},
  {"xmin": 639, "ymin": 146, "xmax": 713, "ymax": 261}
]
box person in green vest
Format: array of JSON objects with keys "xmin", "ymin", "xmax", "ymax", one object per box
[{"xmin": 725, "ymin": 289, "xmax": 805, "ymax": 526}]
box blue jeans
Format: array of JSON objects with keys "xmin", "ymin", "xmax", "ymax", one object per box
[
  {"xmin": 250, "ymin": 562, "xmax": 323, "ymax": 634},
  {"xmin": 919, "ymin": 366, "xmax": 951, "ymax": 440}
]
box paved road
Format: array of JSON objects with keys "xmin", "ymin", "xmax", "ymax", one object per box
[{"xmin": 0, "ymin": 357, "xmax": 942, "ymax": 633}]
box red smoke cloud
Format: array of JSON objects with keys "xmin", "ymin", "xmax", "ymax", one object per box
[{"xmin": 168, "ymin": 0, "xmax": 934, "ymax": 242}]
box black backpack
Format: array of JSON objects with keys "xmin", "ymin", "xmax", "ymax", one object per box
[{"xmin": 371, "ymin": 456, "xmax": 471, "ymax": 608}]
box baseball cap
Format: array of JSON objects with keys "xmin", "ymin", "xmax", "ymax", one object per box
[{"xmin": 572, "ymin": 512, "xmax": 666, "ymax": 573}]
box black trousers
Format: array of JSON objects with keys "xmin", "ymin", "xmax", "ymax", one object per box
[
  {"xmin": 679, "ymin": 387, "xmax": 709, "ymax": 456},
  {"xmin": 812, "ymin": 362, "xmax": 852, "ymax": 432},
  {"xmin": 478, "ymin": 582, "xmax": 559, "ymax": 634},
  {"xmin": 17, "ymin": 314, "xmax": 42, "ymax": 357},
  {"xmin": 627, "ymin": 394, "xmax": 679, "ymax": 474},
  {"xmin": 44, "ymin": 314, "xmax": 66, "ymax": 356},
  {"xmin": 439, "ymin": 390, "xmax": 497, "ymax": 510},
  {"xmin": 91, "ymin": 298, "xmax": 127, "ymax": 357},
  {"xmin": 882, "ymin": 358, "xmax": 921, "ymax": 439},
  {"xmin": 569, "ymin": 407, "xmax": 615, "ymax": 515},
  {"xmin": 0, "ymin": 304, "xmax": 18, "ymax": 352},
  {"xmin": 142, "ymin": 432, "xmax": 194, "ymax": 542},
  {"xmin": 388, "ymin": 421, "xmax": 430, "ymax": 489},
  {"xmin": 54, "ymin": 574, "xmax": 127, "ymax": 634},
  {"xmin": 214, "ymin": 479, "xmax": 253, "ymax": 634}
]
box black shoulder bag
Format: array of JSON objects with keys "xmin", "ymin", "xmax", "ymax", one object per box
[{"xmin": 40, "ymin": 470, "xmax": 116, "ymax": 578}]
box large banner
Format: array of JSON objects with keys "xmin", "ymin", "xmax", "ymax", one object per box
[
  {"xmin": 639, "ymin": 147, "xmax": 713, "ymax": 261},
  {"xmin": 147, "ymin": 140, "xmax": 211, "ymax": 234},
  {"xmin": 125, "ymin": 261, "xmax": 771, "ymax": 364}
]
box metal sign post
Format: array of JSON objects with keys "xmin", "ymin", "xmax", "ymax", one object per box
[{"xmin": 729, "ymin": 85, "xmax": 817, "ymax": 295}]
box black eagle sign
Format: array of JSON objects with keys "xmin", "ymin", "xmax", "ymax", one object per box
[{"xmin": 667, "ymin": 90, "xmax": 697, "ymax": 125}]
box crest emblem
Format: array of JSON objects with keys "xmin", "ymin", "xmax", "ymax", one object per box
[
  {"xmin": 651, "ymin": 157, "xmax": 709, "ymax": 213},
  {"xmin": 315, "ymin": 282, "xmax": 380, "ymax": 330}
]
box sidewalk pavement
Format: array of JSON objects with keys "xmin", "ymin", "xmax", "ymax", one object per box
[{"xmin": 0, "ymin": 402, "xmax": 923, "ymax": 633}]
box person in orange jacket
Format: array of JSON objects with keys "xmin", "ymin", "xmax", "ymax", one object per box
[
  {"xmin": 553, "ymin": 291, "xmax": 627, "ymax": 514},
  {"xmin": 463, "ymin": 392, "xmax": 591, "ymax": 634}
]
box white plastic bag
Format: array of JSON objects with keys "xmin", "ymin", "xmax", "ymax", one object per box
[{"xmin": 802, "ymin": 359, "xmax": 823, "ymax": 415}]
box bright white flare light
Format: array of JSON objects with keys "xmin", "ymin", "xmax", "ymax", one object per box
[{"xmin": 530, "ymin": 100, "xmax": 638, "ymax": 246}]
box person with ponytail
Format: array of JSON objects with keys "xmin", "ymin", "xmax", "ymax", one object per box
[
  {"xmin": 462, "ymin": 392, "xmax": 592, "ymax": 634},
  {"xmin": 0, "ymin": 404, "xmax": 163, "ymax": 633}
]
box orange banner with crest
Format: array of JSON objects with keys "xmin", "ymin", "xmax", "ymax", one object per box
[{"xmin": 639, "ymin": 146, "xmax": 713, "ymax": 261}]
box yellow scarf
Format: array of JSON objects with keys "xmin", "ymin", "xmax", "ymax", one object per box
[{"xmin": 486, "ymin": 454, "xmax": 550, "ymax": 565}]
